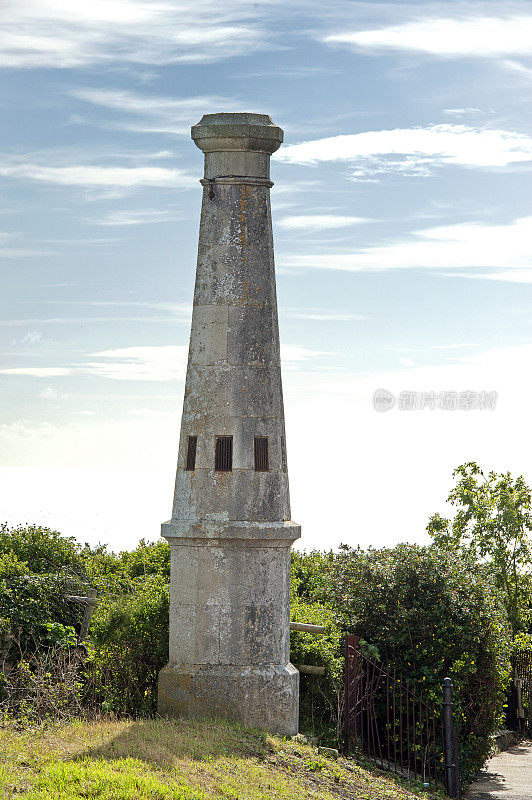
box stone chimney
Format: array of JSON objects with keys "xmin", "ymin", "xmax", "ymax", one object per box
[{"xmin": 157, "ymin": 112, "xmax": 300, "ymax": 736}]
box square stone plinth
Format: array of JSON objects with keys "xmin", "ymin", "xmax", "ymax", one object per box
[{"xmin": 158, "ymin": 661, "xmax": 299, "ymax": 736}]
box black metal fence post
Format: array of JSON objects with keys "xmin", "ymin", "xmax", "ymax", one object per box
[{"xmin": 442, "ymin": 677, "xmax": 461, "ymax": 798}]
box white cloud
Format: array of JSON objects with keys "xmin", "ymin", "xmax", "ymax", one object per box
[
  {"xmin": 505, "ymin": 58, "xmax": 532, "ymax": 74},
  {"xmin": 390, "ymin": 343, "xmax": 478, "ymax": 353},
  {"xmin": 71, "ymin": 88, "xmax": 235, "ymax": 136},
  {"xmin": 61, "ymin": 300, "xmax": 190, "ymax": 315},
  {"xmin": 284, "ymin": 339, "xmax": 532, "ymax": 548},
  {"xmin": 0, "ymin": 415, "xmax": 178, "ymax": 469},
  {"xmin": 443, "ymin": 108, "xmax": 489, "ymax": 117},
  {"xmin": 71, "ymin": 88, "xmax": 227, "ymax": 117},
  {"xmin": 0, "ymin": 231, "xmax": 49, "ymax": 257},
  {"xmin": 432, "ymin": 342, "xmax": 477, "ymax": 350},
  {"xmin": 86, "ymin": 208, "xmax": 179, "ymax": 226},
  {"xmin": 84, "ymin": 345, "xmax": 188, "ymax": 382},
  {"xmin": 277, "ymin": 124, "xmax": 532, "ymax": 177},
  {"xmin": 283, "ymin": 309, "xmax": 368, "ymax": 322},
  {"xmin": 277, "ymin": 214, "xmax": 370, "ymax": 230},
  {"xmin": 1, "ymin": 1, "xmax": 268, "ymax": 69},
  {"xmin": 3, "ymin": 339, "xmax": 532, "ymax": 550},
  {"xmin": 2, "ymin": 367, "xmax": 72, "ymax": 377},
  {"xmin": 0, "ymin": 420, "xmax": 58, "ymax": 442},
  {"xmin": 0, "ymin": 316, "xmax": 188, "ymax": 326},
  {"xmin": 462, "ymin": 269, "xmax": 532, "ymax": 283},
  {"xmin": 129, "ymin": 408, "xmax": 170, "ymax": 417},
  {"xmin": 42, "ymin": 237, "xmax": 120, "ymax": 245},
  {"xmin": 12, "ymin": 331, "xmax": 43, "ymax": 346},
  {"xmin": 0, "ymin": 343, "xmax": 332, "ymax": 382},
  {"xmin": 0, "ymin": 249, "xmax": 48, "ymax": 258},
  {"xmin": 280, "ymin": 344, "xmax": 334, "ymax": 369},
  {"xmin": 9, "ymin": 300, "xmax": 190, "ymax": 316},
  {"xmin": 324, "ymin": 16, "xmax": 532, "ymax": 58},
  {"xmin": 282, "ymin": 215, "xmax": 532, "ymax": 273},
  {"xmin": 39, "ymin": 386, "xmax": 60, "ymax": 400},
  {"xmin": 0, "ymin": 163, "xmax": 194, "ymax": 189},
  {"xmin": 0, "ymin": 347, "xmax": 187, "ymax": 382},
  {"xmin": 399, "ymin": 356, "xmax": 415, "ymax": 367}
]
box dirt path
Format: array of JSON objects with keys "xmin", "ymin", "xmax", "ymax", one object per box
[{"xmin": 468, "ymin": 743, "xmax": 532, "ymax": 800}]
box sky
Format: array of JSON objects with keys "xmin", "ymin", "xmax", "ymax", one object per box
[{"xmin": 1, "ymin": 0, "xmax": 532, "ymax": 553}]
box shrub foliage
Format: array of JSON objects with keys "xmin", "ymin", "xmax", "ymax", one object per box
[
  {"xmin": 0, "ymin": 522, "xmax": 516, "ymax": 783},
  {"xmin": 88, "ymin": 575, "xmax": 169, "ymax": 715},
  {"xmin": 292, "ymin": 544, "xmax": 511, "ymax": 780}
]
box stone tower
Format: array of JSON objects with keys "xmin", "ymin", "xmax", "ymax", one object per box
[{"xmin": 157, "ymin": 112, "xmax": 301, "ymax": 736}]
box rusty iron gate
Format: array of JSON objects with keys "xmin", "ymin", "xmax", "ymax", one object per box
[
  {"xmin": 343, "ymin": 634, "xmax": 461, "ymax": 798},
  {"xmin": 512, "ymin": 650, "xmax": 532, "ymax": 730}
]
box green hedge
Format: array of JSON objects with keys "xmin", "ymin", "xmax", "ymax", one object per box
[
  {"xmin": 0, "ymin": 524, "xmax": 514, "ymax": 784},
  {"xmin": 289, "ymin": 591, "xmax": 343, "ymax": 743},
  {"xmin": 0, "ymin": 551, "xmax": 82, "ymax": 661},
  {"xmin": 293, "ymin": 544, "xmax": 512, "ymax": 782},
  {"xmin": 87, "ymin": 575, "xmax": 169, "ymax": 715},
  {"xmin": 0, "ymin": 523, "xmax": 85, "ymax": 576}
]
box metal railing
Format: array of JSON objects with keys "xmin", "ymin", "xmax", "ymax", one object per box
[
  {"xmin": 512, "ymin": 650, "xmax": 532, "ymax": 731},
  {"xmin": 343, "ymin": 634, "xmax": 461, "ymax": 797}
]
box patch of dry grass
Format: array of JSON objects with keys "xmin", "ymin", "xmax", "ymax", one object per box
[{"xmin": 0, "ymin": 717, "xmax": 445, "ymax": 800}]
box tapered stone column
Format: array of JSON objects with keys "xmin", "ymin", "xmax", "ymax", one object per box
[{"xmin": 157, "ymin": 113, "xmax": 301, "ymax": 736}]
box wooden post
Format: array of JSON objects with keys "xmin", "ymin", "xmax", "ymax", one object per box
[
  {"xmin": 289, "ymin": 622, "xmax": 326, "ymax": 634},
  {"xmin": 65, "ymin": 591, "xmax": 98, "ymax": 642},
  {"xmin": 294, "ymin": 664, "xmax": 326, "ymax": 676}
]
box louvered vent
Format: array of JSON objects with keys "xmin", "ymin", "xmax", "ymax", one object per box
[
  {"xmin": 215, "ymin": 436, "xmax": 233, "ymax": 471},
  {"xmin": 254, "ymin": 437, "xmax": 269, "ymax": 471},
  {"xmin": 185, "ymin": 435, "xmax": 197, "ymax": 471}
]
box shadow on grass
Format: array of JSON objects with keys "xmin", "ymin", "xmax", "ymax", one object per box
[
  {"xmin": 347, "ymin": 750, "xmax": 448, "ymax": 799},
  {"xmin": 73, "ymin": 716, "xmax": 269, "ymax": 769}
]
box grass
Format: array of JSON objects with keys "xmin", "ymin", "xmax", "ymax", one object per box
[{"xmin": 0, "ymin": 716, "xmax": 446, "ymax": 800}]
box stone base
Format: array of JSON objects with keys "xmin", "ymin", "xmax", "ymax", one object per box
[{"xmin": 158, "ymin": 661, "xmax": 299, "ymax": 736}]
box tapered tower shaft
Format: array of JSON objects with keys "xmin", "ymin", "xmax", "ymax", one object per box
[{"xmin": 158, "ymin": 113, "xmax": 300, "ymax": 736}]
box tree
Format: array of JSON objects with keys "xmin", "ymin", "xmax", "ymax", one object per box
[{"xmin": 427, "ymin": 462, "xmax": 532, "ymax": 637}]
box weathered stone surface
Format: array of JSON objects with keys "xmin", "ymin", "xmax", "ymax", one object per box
[
  {"xmin": 318, "ymin": 747, "xmax": 339, "ymax": 759},
  {"xmin": 158, "ymin": 663, "xmax": 299, "ymax": 735},
  {"xmin": 158, "ymin": 112, "xmax": 300, "ymax": 736}
]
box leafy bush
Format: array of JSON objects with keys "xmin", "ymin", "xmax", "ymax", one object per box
[
  {"xmin": 0, "ymin": 523, "xmax": 85, "ymax": 576},
  {"xmin": 292, "ymin": 544, "xmax": 511, "ymax": 781},
  {"xmin": 0, "ymin": 524, "xmax": 89, "ymax": 661},
  {"xmin": 291, "ymin": 550, "xmax": 334, "ymax": 602},
  {"xmin": 0, "ymin": 568, "xmax": 82, "ymax": 663},
  {"xmin": 82, "ymin": 539, "xmax": 170, "ymax": 584},
  {"xmin": 88, "ymin": 576, "xmax": 169, "ymax": 715},
  {"xmin": 0, "ymin": 518, "xmax": 512, "ymax": 785},
  {"xmin": 290, "ymin": 587, "xmax": 343, "ymax": 743},
  {"xmin": 0, "ymin": 530, "xmax": 172, "ymax": 719},
  {"xmin": 513, "ymin": 631, "xmax": 532, "ymax": 656},
  {"xmin": 119, "ymin": 539, "xmax": 170, "ymax": 580}
]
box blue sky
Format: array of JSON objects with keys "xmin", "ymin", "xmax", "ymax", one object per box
[{"xmin": 1, "ymin": 0, "xmax": 532, "ymax": 551}]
